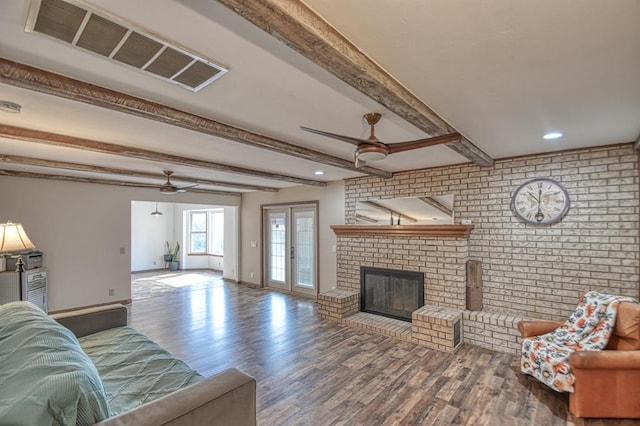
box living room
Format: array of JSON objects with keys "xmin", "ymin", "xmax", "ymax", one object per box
[{"xmin": 1, "ymin": 0, "xmax": 639, "ymax": 424}]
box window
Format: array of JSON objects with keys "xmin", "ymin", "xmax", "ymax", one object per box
[
  {"xmin": 209, "ymin": 210, "xmax": 224, "ymax": 256},
  {"xmin": 188, "ymin": 209, "xmax": 224, "ymax": 256},
  {"xmin": 190, "ymin": 212, "xmax": 207, "ymax": 254}
]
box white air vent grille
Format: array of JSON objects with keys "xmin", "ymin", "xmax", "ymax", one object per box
[{"xmin": 26, "ymin": 0, "xmax": 228, "ymax": 92}]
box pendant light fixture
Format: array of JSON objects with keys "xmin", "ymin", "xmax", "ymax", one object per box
[{"xmin": 150, "ymin": 203, "xmax": 163, "ymax": 216}]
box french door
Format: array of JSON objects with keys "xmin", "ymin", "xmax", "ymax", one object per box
[{"xmin": 263, "ymin": 204, "xmax": 317, "ymax": 297}]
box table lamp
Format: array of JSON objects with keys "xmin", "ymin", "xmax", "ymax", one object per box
[{"xmin": 0, "ymin": 222, "xmax": 36, "ymax": 298}]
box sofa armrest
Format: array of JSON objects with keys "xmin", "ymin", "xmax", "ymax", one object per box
[
  {"xmin": 95, "ymin": 368, "xmax": 256, "ymax": 426},
  {"xmin": 51, "ymin": 304, "xmax": 128, "ymax": 337},
  {"xmin": 517, "ymin": 320, "xmax": 563, "ymax": 338},
  {"xmin": 569, "ymin": 350, "xmax": 640, "ymax": 369}
]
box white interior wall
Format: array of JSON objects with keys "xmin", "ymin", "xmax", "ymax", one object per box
[
  {"xmin": 0, "ymin": 176, "xmax": 239, "ymax": 311},
  {"xmin": 240, "ymin": 181, "xmax": 345, "ymax": 294},
  {"xmin": 131, "ymin": 201, "xmax": 174, "ymax": 271}
]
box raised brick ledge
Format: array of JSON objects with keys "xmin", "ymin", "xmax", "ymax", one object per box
[
  {"xmin": 413, "ymin": 305, "xmax": 462, "ymax": 323},
  {"xmin": 412, "ymin": 305, "xmax": 463, "ymax": 354},
  {"xmin": 317, "ymin": 289, "xmax": 360, "ymax": 320},
  {"xmin": 462, "ymin": 310, "xmax": 523, "ymax": 327},
  {"xmin": 462, "ymin": 310, "xmax": 526, "ymax": 355},
  {"xmin": 317, "ymin": 288, "xmax": 359, "ymax": 300}
]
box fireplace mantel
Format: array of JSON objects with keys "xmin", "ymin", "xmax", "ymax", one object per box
[{"xmin": 330, "ymin": 224, "xmax": 474, "ymax": 238}]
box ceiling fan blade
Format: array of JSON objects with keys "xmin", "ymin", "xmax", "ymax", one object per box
[
  {"xmin": 354, "ymin": 152, "xmax": 367, "ymax": 168},
  {"xmin": 300, "ymin": 126, "xmax": 367, "ymax": 146},
  {"xmin": 386, "ymin": 132, "xmax": 461, "ymax": 154},
  {"xmin": 177, "ymin": 183, "xmax": 199, "ymax": 190}
]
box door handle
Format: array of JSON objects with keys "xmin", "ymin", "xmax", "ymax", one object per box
[{"xmin": 290, "ymin": 246, "xmax": 295, "ymax": 259}]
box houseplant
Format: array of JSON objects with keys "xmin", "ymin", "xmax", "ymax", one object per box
[{"xmin": 165, "ymin": 241, "xmax": 180, "ymax": 271}]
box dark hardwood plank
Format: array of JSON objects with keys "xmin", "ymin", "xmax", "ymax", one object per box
[{"xmin": 129, "ymin": 271, "xmax": 638, "ymax": 425}]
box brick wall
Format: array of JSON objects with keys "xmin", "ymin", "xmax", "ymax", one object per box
[{"xmin": 341, "ymin": 144, "xmax": 639, "ymax": 321}]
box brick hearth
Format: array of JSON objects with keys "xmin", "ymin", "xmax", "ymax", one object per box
[{"xmin": 317, "ymin": 289, "xmax": 465, "ymax": 353}]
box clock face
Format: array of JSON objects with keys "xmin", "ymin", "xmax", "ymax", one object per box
[{"xmin": 512, "ymin": 178, "xmax": 570, "ymax": 225}]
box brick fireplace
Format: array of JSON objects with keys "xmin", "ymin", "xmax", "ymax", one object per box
[{"xmin": 317, "ymin": 225, "xmax": 474, "ymax": 353}]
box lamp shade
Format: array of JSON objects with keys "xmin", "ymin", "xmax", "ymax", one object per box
[{"xmin": 0, "ymin": 221, "xmax": 36, "ymax": 253}]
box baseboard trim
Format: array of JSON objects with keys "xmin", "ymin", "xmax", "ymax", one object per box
[{"xmin": 239, "ymin": 280, "xmax": 261, "ymax": 289}]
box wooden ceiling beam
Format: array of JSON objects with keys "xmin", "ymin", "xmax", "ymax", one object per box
[
  {"xmin": 0, "ymin": 169, "xmax": 241, "ymax": 197},
  {"xmin": 418, "ymin": 196, "xmax": 453, "ymax": 217},
  {"xmin": 0, "ymin": 154, "xmax": 280, "ymax": 192},
  {"xmin": 0, "ymin": 58, "xmax": 391, "ymax": 179},
  {"xmin": 216, "ymin": 0, "xmax": 494, "ymax": 167},
  {"xmin": 0, "ymin": 124, "xmax": 325, "ymax": 187}
]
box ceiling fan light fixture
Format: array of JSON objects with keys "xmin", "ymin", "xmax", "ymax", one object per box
[{"xmin": 356, "ymin": 145, "xmax": 388, "ymax": 162}]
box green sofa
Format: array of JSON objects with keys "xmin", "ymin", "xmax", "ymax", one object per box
[{"xmin": 0, "ymin": 301, "xmax": 256, "ymax": 426}]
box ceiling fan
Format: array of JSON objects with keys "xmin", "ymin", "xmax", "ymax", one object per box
[
  {"xmin": 159, "ymin": 170, "xmax": 198, "ymax": 194},
  {"xmin": 301, "ymin": 113, "xmax": 461, "ymax": 168}
]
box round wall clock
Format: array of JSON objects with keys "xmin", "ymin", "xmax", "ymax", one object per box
[{"xmin": 511, "ymin": 178, "xmax": 570, "ymax": 225}]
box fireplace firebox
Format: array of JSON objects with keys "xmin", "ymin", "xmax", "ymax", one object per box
[{"xmin": 360, "ymin": 266, "xmax": 424, "ymax": 322}]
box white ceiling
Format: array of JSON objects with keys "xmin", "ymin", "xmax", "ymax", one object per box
[{"xmin": 0, "ymin": 0, "xmax": 638, "ymax": 195}]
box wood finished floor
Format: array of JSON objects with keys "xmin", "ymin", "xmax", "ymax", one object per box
[{"xmin": 129, "ymin": 271, "xmax": 638, "ymax": 426}]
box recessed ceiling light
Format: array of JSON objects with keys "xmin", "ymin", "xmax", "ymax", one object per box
[
  {"xmin": 314, "ymin": 170, "xmax": 325, "ymax": 175},
  {"xmin": 0, "ymin": 101, "xmax": 22, "ymax": 114},
  {"xmin": 543, "ymin": 132, "xmax": 563, "ymax": 140}
]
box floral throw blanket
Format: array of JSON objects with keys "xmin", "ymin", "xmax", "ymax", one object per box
[{"xmin": 521, "ymin": 291, "xmax": 637, "ymax": 392}]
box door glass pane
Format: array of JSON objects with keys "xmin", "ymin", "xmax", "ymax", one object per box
[
  {"xmin": 294, "ymin": 211, "xmax": 314, "ymax": 288},
  {"xmin": 270, "ymin": 215, "xmax": 286, "ymax": 282}
]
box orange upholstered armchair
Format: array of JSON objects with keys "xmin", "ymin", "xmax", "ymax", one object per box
[{"xmin": 518, "ymin": 301, "xmax": 640, "ymax": 418}]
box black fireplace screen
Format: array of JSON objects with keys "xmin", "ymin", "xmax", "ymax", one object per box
[{"xmin": 360, "ymin": 266, "xmax": 424, "ymax": 322}]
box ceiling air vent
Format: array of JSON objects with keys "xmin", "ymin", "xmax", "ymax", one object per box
[{"xmin": 25, "ymin": 0, "xmax": 228, "ymax": 92}]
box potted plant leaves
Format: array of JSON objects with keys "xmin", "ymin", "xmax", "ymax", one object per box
[{"xmin": 165, "ymin": 241, "xmax": 180, "ymax": 271}]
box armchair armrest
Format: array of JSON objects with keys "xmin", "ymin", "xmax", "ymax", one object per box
[
  {"xmin": 50, "ymin": 304, "xmax": 128, "ymax": 337},
  {"xmin": 517, "ymin": 320, "xmax": 563, "ymax": 338},
  {"xmin": 96, "ymin": 368, "xmax": 257, "ymax": 426},
  {"xmin": 569, "ymin": 350, "xmax": 640, "ymax": 369}
]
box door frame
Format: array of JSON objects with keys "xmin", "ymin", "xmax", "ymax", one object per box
[{"xmin": 260, "ymin": 201, "xmax": 319, "ymax": 297}]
